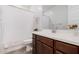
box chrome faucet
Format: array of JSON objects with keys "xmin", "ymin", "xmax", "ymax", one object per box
[{"xmin": 52, "ymin": 23, "xmax": 56, "ymax": 33}]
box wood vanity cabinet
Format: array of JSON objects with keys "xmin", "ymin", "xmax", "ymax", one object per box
[
  {"xmin": 32, "ymin": 34, "xmax": 79, "ymax": 54},
  {"xmin": 32, "ymin": 34, "xmax": 54, "ymax": 54}
]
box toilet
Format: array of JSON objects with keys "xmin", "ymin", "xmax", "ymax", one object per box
[{"xmin": 23, "ymin": 39, "xmax": 32, "ymax": 53}]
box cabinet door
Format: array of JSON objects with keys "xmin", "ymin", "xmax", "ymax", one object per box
[
  {"xmin": 37, "ymin": 41, "xmax": 53, "ymax": 54},
  {"xmin": 32, "ymin": 34, "xmax": 37, "ymax": 54},
  {"xmin": 32, "ymin": 39, "xmax": 36, "ymax": 53},
  {"xmin": 55, "ymin": 41, "xmax": 79, "ymax": 54}
]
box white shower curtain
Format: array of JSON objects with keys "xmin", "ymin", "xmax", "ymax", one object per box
[{"xmin": 0, "ymin": 6, "xmax": 34, "ymax": 49}]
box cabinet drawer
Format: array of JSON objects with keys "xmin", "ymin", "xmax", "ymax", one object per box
[
  {"xmin": 55, "ymin": 41, "xmax": 78, "ymax": 54},
  {"xmin": 37, "ymin": 35, "xmax": 53, "ymax": 47},
  {"xmin": 37, "ymin": 41, "xmax": 53, "ymax": 54}
]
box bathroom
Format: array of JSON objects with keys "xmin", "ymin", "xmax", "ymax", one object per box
[{"xmin": 0, "ymin": 5, "xmax": 79, "ymax": 54}]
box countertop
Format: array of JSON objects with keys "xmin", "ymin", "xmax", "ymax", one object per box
[{"xmin": 32, "ymin": 29, "xmax": 79, "ymax": 46}]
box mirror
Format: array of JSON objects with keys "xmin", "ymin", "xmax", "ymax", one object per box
[
  {"xmin": 68, "ymin": 5, "xmax": 79, "ymax": 26},
  {"xmin": 40, "ymin": 5, "xmax": 79, "ymax": 30},
  {"xmin": 40, "ymin": 5, "xmax": 68, "ymax": 30}
]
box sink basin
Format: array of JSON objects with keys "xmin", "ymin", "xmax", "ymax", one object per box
[{"xmin": 40, "ymin": 29, "xmax": 79, "ymax": 36}]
